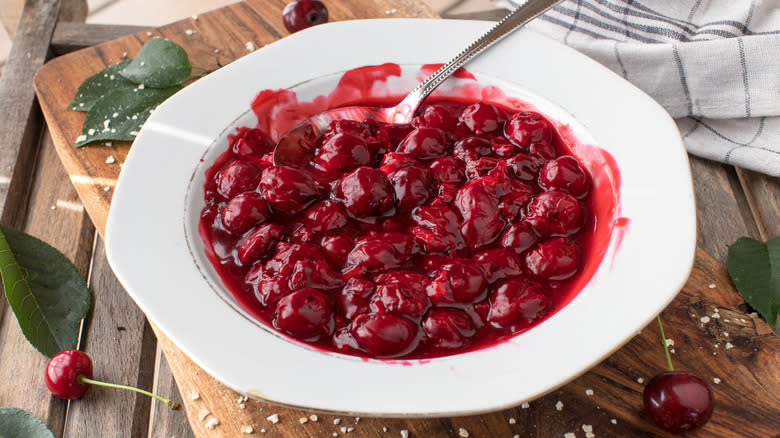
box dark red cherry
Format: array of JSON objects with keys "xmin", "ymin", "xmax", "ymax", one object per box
[
  {"xmin": 410, "ymin": 204, "xmax": 465, "ymax": 253},
  {"xmin": 422, "ymin": 308, "xmax": 476, "ymax": 349},
  {"xmin": 427, "ymin": 259, "xmax": 487, "ymax": 304},
  {"xmin": 246, "ymin": 264, "xmax": 292, "ymax": 306},
  {"xmin": 487, "ymin": 278, "xmax": 550, "ymax": 330},
  {"xmin": 275, "ymin": 288, "xmax": 334, "ymax": 341},
  {"xmin": 506, "ymin": 153, "xmax": 546, "ymax": 182},
  {"xmin": 216, "ymin": 160, "xmax": 262, "ymax": 199},
  {"xmin": 231, "ymin": 128, "xmax": 274, "ymax": 159},
  {"xmin": 351, "ymin": 313, "xmax": 420, "ymax": 358},
  {"xmin": 380, "ymin": 152, "xmax": 420, "ymax": 175},
  {"xmin": 504, "ymin": 111, "xmax": 553, "ymax": 147},
  {"xmin": 530, "ymin": 141, "xmax": 557, "ymax": 160},
  {"xmin": 288, "ymin": 259, "xmax": 345, "ymax": 291},
  {"xmin": 474, "ymin": 248, "xmax": 524, "ymax": 284},
  {"xmin": 429, "ymin": 156, "xmax": 465, "ymax": 185},
  {"xmin": 264, "ymin": 242, "xmax": 325, "ymax": 276},
  {"xmin": 388, "ymin": 166, "xmax": 433, "ymax": 211},
  {"xmin": 343, "ymin": 239, "xmax": 402, "ymax": 277},
  {"xmin": 460, "ymin": 102, "xmax": 501, "ymax": 134},
  {"xmin": 220, "ymin": 192, "xmax": 270, "ymax": 234},
  {"xmin": 313, "ymin": 132, "xmax": 372, "ymax": 178},
  {"xmin": 236, "ymin": 223, "xmax": 284, "ymax": 265},
  {"xmin": 370, "ymin": 271, "xmax": 431, "ymax": 318},
  {"xmin": 500, "ymin": 221, "xmax": 538, "ymax": 254},
  {"xmin": 45, "ymin": 349, "xmax": 93, "ymax": 399},
  {"xmin": 320, "ymin": 234, "xmax": 353, "ymax": 268},
  {"xmin": 259, "ymin": 166, "xmax": 319, "ymax": 213},
  {"xmin": 460, "ymin": 216, "xmax": 505, "ymax": 249},
  {"xmin": 643, "ymin": 371, "xmax": 714, "ymax": 433},
  {"xmin": 538, "ymin": 155, "xmax": 590, "ymax": 198},
  {"xmin": 524, "ymin": 190, "xmax": 583, "ymax": 237},
  {"xmin": 304, "ymin": 200, "xmax": 348, "ymax": 235},
  {"xmin": 282, "ymin": 0, "xmax": 328, "ymax": 33},
  {"xmin": 334, "ymin": 166, "xmax": 395, "ymax": 217},
  {"xmin": 452, "ymin": 136, "xmax": 492, "ymax": 162},
  {"xmin": 525, "ymin": 237, "xmax": 579, "ymax": 280},
  {"xmin": 397, "ymin": 127, "xmax": 450, "ymax": 160},
  {"xmin": 412, "ymin": 104, "xmax": 458, "ymax": 132},
  {"xmin": 335, "ymin": 278, "xmax": 375, "ymax": 320}
]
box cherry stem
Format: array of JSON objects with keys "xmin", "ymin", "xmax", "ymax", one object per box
[
  {"xmin": 656, "ymin": 315, "xmax": 674, "ymax": 372},
  {"xmin": 77, "ymin": 375, "xmax": 181, "ymax": 410}
]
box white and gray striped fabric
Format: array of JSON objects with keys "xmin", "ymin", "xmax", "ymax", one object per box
[{"xmin": 498, "ymin": 0, "xmax": 780, "ymax": 176}]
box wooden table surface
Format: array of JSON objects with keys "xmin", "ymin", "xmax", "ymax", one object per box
[{"xmin": 1, "ymin": 0, "xmax": 778, "ymax": 437}]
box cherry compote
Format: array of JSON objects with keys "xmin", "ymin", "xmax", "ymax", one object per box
[{"xmin": 200, "ymin": 100, "xmax": 599, "ymax": 359}]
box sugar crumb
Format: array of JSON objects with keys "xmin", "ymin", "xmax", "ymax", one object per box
[
  {"xmin": 400, "ymin": 430, "xmax": 409, "ymax": 438},
  {"xmin": 713, "ymin": 377, "xmax": 721, "ymax": 384},
  {"xmin": 299, "ymin": 417, "xmax": 308, "ymax": 424},
  {"xmin": 708, "ymin": 283, "xmax": 716, "ymax": 288},
  {"xmin": 564, "ymin": 433, "xmax": 576, "ymax": 438},
  {"xmin": 458, "ymin": 427, "xmax": 469, "ymax": 437},
  {"xmin": 240, "ymin": 425, "xmax": 253, "ymax": 434},
  {"xmin": 725, "ymin": 342, "xmax": 734, "ymax": 350},
  {"xmin": 309, "ymin": 414, "xmax": 318, "ymax": 422},
  {"xmin": 197, "ymin": 409, "xmax": 210, "ymax": 421},
  {"xmin": 521, "ymin": 401, "xmax": 530, "ymax": 409},
  {"xmin": 610, "ymin": 419, "xmax": 617, "ymax": 424},
  {"xmin": 106, "ymin": 155, "xmax": 116, "ymax": 164},
  {"xmin": 555, "ymin": 400, "xmax": 564, "ymax": 411},
  {"xmin": 508, "ymin": 417, "xmax": 516, "ymax": 424},
  {"xmin": 700, "ymin": 316, "xmax": 711, "ymax": 324},
  {"xmin": 585, "ymin": 388, "xmax": 594, "ymax": 396},
  {"xmin": 637, "ymin": 377, "xmax": 644, "ymax": 384},
  {"xmin": 246, "ymin": 41, "xmax": 256, "ymax": 51},
  {"xmin": 205, "ymin": 417, "xmax": 219, "ymax": 429},
  {"xmin": 266, "ymin": 413, "xmax": 279, "ymax": 424},
  {"xmin": 334, "ymin": 418, "xmax": 341, "ymax": 425}
]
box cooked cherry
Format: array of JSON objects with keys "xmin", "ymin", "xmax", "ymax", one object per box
[
  {"xmin": 314, "ymin": 132, "xmax": 372, "ymax": 178},
  {"xmin": 320, "ymin": 234, "xmax": 353, "ymax": 267},
  {"xmin": 288, "ymin": 259, "xmax": 344, "ymax": 291},
  {"xmin": 334, "ymin": 166, "xmax": 395, "ymax": 217},
  {"xmin": 231, "ymin": 127, "xmax": 274, "ymax": 159},
  {"xmin": 388, "ymin": 166, "xmax": 433, "ymax": 211},
  {"xmin": 397, "ymin": 127, "xmax": 450, "ymax": 160},
  {"xmin": 264, "ymin": 242, "xmax": 325, "ymax": 276},
  {"xmin": 460, "ymin": 216, "xmax": 505, "ymax": 249},
  {"xmin": 282, "ymin": 0, "xmax": 328, "ymax": 33},
  {"xmin": 525, "ymin": 190, "xmax": 583, "ymax": 237},
  {"xmin": 378, "ymin": 232, "xmax": 416, "ymax": 259},
  {"xmin": 236, "ymin": 223, "xmax": 284, "ymax": 265},
  {"xmin": 260, "ymin": 166, "xmax": 319, "ymax": 213},
  {"xmin": 427, "ymin": 259, "xmax": 487, "ymax": 304},
  {"xmin": 370, "ymin": 270, "xmax": 431, "ymax": 318},
  {"xmin": 460, "ymin": 102, "xmax": 501, "ymax": 134},
  {"xmin": 475, "ymin": 248, "xmax": 524, "ymax": 284},
  {"xmin": 410, "ymin": 204, "xmax": 465, "ymax": 253},
  {"xmin": 216, "ymin": 160, "xmax": 262, "ymax": 199},
  {"xmin": 506, "ymin": 153, "xmax": 546, "ymax": 182},
  {"xmin": 429, "ymin": 156, "xmax": 465, "ymax": 185},
  {"xmin": 343, "ymin": 239, "xmax": 402, "ymax": 277},
  {"xmin": 643, "ymin": 371, "xmax": 713, "ymax": 433},
  {"xmin": 412, "ymin": 104, "xmax": 458, "ymax": 131},
  {"xmin": 380, "ymin": 152, "xmax": 420, "ymax": 174},
  {"xmin": 538, "ymin": 155, "xmax": 590, "ymax": 198},
  {"xmin": 504, "ymin": 111, "xmax": 553, "ymax": 147},
  {"xmin": 498, "ymin": 181, "xmax": 534, "ymax": 221},
  {"xmin": 247, "ymin": 264, "xmax": 292, "ymax": 306},
  {"xmin": 304, "ymin": 200, "xmax": 348, "ymax": 234},
  {"xmin": 500, "ymin": 221, "xmax": 538, "ymax": 254},
  {"xmin": 465, "ymin": 156, "xmax": 500, "ymax": 180},
  {"xmin": 454, "ymin": 179, "xmax": 500, "ymax": 222},
  {"xmin": 452, "ymin": 136, "xmax": 492, "ymax": 162},
  {"xmin": 275, "ymin": 288, "xmax": 334, "ymax": 341},
  {"xmin": 422, "ymin": 308, "xmax": 476, "ymax": 349},
  {"xmin": 491, "ymin": 138, "xmax": 517, "ymax": 157},
  {"xmin": 525, "ymin": 237, "xmax": 579, "ymax": 280},
  {"xmin": 487, "ymin": 277, "xmax": 550, "ymax": 330},
  {"xmin": 350, "ymin": 313, "xmax": 420, "ymax": 357},
  {"xmin": 220, "ymin": 192, "xmax": 269, "ymax": 234},
  {"xmin": 335, "ymin": 278, "xmax": 375, "ymax": 320},
  {"xmin": 530, "ymin": 141, "xmax": 558, "ymax": 160}
]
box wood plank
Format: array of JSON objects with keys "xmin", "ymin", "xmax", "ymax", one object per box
[
  {"xmin": 736, "ymin": 167, "xmax": 780, "ymax": 241},
  {"xmin": 51, "ymin": 23, "xmax": 149, "ymax": 55},
  {"xmin": 0, "ymin": 130, "xmax": 94, "ymax": 437},
  {"xmin": 62, "ymin": 238, "xmax": 159, "ymax": 438},
  {"xmin": 148, "ymin": 344, "xmax": 195, "ymax": 438}
]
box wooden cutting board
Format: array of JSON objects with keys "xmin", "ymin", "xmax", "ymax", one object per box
[{"xmin": 34, "ymin": 1, "xmax": 779, "ymax": 436}]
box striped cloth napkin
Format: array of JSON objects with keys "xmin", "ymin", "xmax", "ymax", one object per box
[{"xmin": 497, "ymin": 0, "xmax": 780, "ymax": 176}]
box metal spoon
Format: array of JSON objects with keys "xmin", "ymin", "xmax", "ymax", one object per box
[{"xmin": 273, "ymin": 0, "xmax": 564, "ymax": 167}]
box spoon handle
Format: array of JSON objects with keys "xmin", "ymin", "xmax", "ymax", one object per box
[{"xmin": 396, "ymin": 0, "xmax": 564, "ymax": 114}]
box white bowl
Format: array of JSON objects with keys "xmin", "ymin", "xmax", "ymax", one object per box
[{"xmin": 105, "ymin": 19, "xmax": 695, "ymax": 416}]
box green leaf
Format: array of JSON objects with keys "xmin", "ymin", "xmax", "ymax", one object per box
[
  {"xmin": 119, "ymin": 38, "xmax": 192, "ymax": 87},
  {"xmin": 0, "ymin": 407, "xmax": 56, "ymax": 438},
  {"xmin": 75, "ymin": 85, "xmax": 180, "ymax": 147},
  {"xmin": 68, "ymin": 60, "xmax": 136, "ymax": 112},
  {"xmin": 727, "ymin": 236, "xmax": 780, "ymax": 328},
  {"xmin": 0, "ymin": 225, "xmax": 90, "ymax": 358}
]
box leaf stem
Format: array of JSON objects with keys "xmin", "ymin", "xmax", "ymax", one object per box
[
  {"xmin": 656, "ymin": 315, "xmax": 674, "ymax": 372},
  {"xmin": 190, "ymin": 64, "xmax": 209, "ymax": 71},
  {"xmin": 78, "ymin": 375, "xmax": 181, "ymax": 409}
]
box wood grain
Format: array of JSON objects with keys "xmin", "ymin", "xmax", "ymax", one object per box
[{"xmin": 30, "ymin": 1, "xmax": 780, "ymax": 437}]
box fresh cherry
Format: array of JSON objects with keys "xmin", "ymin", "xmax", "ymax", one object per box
[
  {"xmin": 642, "ymin": 316, "xmax": 714, "ymax": 433},
  {"xmin": 282, "ymin": 0, "xmax": 328, "ymax": 34},
  {"xmin": 46, "ymin": 350, "xmax": 180, "ymax": 408},
  {"xmin": 644, "ymin": 372, "xmax": 714, "ymax": 433}
]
